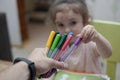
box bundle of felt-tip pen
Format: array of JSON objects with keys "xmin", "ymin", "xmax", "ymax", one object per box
[{"xmin": 39, "ymin": 31, "xmax": 82, "ymax": 78}]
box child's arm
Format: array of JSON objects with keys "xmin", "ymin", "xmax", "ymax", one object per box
[
  {"xmin": 77, "ymin": 25, "xmax": 112, "ymax": 58},
  {"xmin": 92, "ymin": 32, "xmax": 112, "ymax": 58}
]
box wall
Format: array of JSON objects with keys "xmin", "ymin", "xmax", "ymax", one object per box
[
  {"xmin": 86, "ymin": 0, "xmax": 120, "ymax": 22},
  {"xmin": 0, "ymin": 0, "xmax": 22, "ymax": 45}
]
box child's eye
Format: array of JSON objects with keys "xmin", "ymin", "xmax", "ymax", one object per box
[
  {"xmin": 57, "ymin": 23, "xmax": 64, "ymax": 28},
  {"xmin": 70, "ymin": 21, "xmax": 76, "ymax": 26}
]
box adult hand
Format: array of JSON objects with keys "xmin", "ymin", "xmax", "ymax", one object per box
[{"xmin": 28, "ymin": 48, "xmax": 68, "ymax": 76}]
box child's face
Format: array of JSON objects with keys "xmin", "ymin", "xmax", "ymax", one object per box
[{"xmin": 55, "ymin": 10, "xmax": 84, "ymax": 37}]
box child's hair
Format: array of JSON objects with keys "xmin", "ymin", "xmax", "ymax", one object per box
[{"xmin": 46, "ymin": 0, "xmax": 90, "ymax": 28}]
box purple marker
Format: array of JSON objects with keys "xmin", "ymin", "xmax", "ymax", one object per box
[{"xmin": 60, "ymin": 38, "xmax": 82, "ymax": 62}]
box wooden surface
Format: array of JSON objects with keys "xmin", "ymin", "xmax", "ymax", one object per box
[
  {"xmin": 17, "ymin": 0, "xmax": 28, "ymax": 42},
  {"xmin": 0, "ymin": 60, "xmax": 12, "ymax": 72}
]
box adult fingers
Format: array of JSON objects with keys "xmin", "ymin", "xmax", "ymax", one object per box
[{"xmin": 49, "ymin": 59, "xmax": 68, "ymax": 69}]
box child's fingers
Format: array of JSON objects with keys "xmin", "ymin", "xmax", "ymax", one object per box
[
  {"xmin": 76, "ymin": 25, "xmax": 96, "ymax": 43},
  {"xmin": 76, "ymin": 27, "xmax": 86, "ymax": 38},
  {"xmin": 76, "ymin": 34, "xmax": 82, "ymax": 38},
  {"xmin": 82, "ymin": 25, "xmax": 97, "ymax": 43},
  {"xmin": 83, "ymin": 27, "xmax": 92, "ymax": 42},
  {"xmin": 86, "ymin": 30, "xmax": 94, "ymax": 42}
]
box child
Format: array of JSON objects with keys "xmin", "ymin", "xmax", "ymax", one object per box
[{"xmin": 47, "ymin": 0, "xmax": 112, "ymax": 74}]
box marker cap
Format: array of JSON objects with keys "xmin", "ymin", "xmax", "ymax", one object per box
[
  {"xmin": 46, "ymin": 31, "xmax": 55, "ymax": 48},
  {"xmin": 51, "ymin": 34, "xmax": 61, "ymax": 50}
]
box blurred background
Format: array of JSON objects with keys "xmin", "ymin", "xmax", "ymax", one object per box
[{"xmin": 0, "ymin": 0, "xmax": 120, "ymax": 80}]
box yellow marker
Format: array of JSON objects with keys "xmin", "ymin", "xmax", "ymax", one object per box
[{"xmin": 45, "ymin": 31, "xmax": 55, "ymax": 54}]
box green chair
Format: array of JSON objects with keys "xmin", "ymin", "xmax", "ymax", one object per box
[{"xmin": 93, "ymin": 20, "xmax": 120, "ymax": 80}]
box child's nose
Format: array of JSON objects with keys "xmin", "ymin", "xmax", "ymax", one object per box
[{"xmin": 65, "ymin": 27, "xmax": 71, "ymax": 33}]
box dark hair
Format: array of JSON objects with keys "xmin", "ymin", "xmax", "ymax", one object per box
[{"xmin": 46, "ymin": 0, "xmax": 90, "ymax": 28}]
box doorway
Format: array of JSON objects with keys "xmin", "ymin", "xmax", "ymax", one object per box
[{"xmin": 17, "ymin": 0, "xmax": 53, "ymax": 50}]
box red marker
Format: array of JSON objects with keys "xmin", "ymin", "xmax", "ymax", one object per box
[{"xmin": 54, "ymin": 34, "xmax": 73, "ymax": 60}]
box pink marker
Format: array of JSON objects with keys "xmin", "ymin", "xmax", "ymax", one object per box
[{"xmin": 54, "ymin": 34, "xmax": 73, "ymax": 60}]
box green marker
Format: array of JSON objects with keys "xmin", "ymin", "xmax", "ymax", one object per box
[
  {"xmin": 47, "ymin": 34, "xmax": 61, "ymax": 57},
  {"xmin": 50, "ymin": 33, "xmax": 67, "ymax": 58}
]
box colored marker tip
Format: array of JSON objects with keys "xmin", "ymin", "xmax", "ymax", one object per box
[{"xmin": 68, "ymin": 32, "xmax": 74, "ymax": 36}]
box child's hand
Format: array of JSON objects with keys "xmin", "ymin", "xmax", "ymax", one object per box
[{"xmin": 77, "ymin": 25, "xmax": 98, "ymax": 43}]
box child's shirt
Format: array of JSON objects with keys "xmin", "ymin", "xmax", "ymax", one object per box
[{"xmin": 64, "ymin": 41, "xmax": 103, "ymax": 74}]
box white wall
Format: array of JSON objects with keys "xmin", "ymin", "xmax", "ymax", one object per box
[
  {"xmin": 0, "ymin": 0, "xmax": 22, "ymax": 45},
  {"xmin": 86, "ymin": 0, "xmax": 120, "ymax": 22}
]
